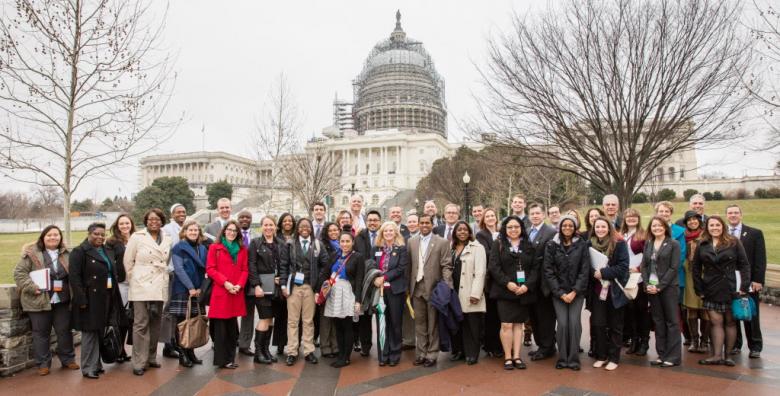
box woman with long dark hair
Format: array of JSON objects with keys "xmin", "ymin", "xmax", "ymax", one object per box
[
  {"xmin": 318, "ymin": 222, "xmax": 342, "ymax": 358},
  {"xmin": 14, "ymin": 225, "xmax": 79, "ymax": 376},
  {"xmin": 207, "ymin": 220, "xmax": 249, "ymax": 369},
  {"xmin": 544, "ymin": 215, "xmax": 590, "ymax": 370},
  {"xmin": 106, "ymin": 213, "xmax": 136, "ymax": 363},
  {"xmin": 584, "ymin": 208, "xmax": 605, "ymax": 239},
  {"xmin": 276, "ymin": 213, "xmax": 296, "ymax": 242},
  {"xmin": 169, "ymin": 219, "xmax": 207, "ymax": 367},
  {"xmin": 475, "ymin": 207, "xmax": 502, "ymax": 358},
  {"xmin": 642, "ymin": 216, "xmax": 682, "ymax": 367},
  {"xmin": 488, "ymin": 216, "xmax": 537, "ymax": 370},
  {"xmin": 450, "ymin": 221, "xmax": 486, "ymax": 365},
  {"xmin": 693, "ymin": 215, "xmax": 750, "ymax": 367},
  {"xmin": 682, "ymin": 211, "xmax": 709, "ymax": 353},
  {"xmin": 588, "ymin": 217, "xmax": 629, "ymax": 371},
  {"xmin": 619, "ymin": 208, "xmax": 650, "ymax": 356}
]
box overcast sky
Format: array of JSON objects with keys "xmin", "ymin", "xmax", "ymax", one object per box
[{"xmin": 5, "ymin": 0, "xmax": 776, "ymax": 200}]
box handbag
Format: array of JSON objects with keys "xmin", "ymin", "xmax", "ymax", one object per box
[
  {"xmin": 200, "ymin": 277, "xmax": 213, "ymax": 306},
  {"xmin": 177, "ymin": 297, "xmax": 210, "ymax": 349},
  {"xmin": 259, "ymin": 273, "xmax": 276, "ymax": 297},
  {"xmin": 731, "ymin": 297, "xmax": 756, "ymax": 321},
  {"xmin": 615, "ymin": 272, "xmax": 640, "ymax": 300},
  {"xmin": 100, "ymin": 325, "xmax": 122, "ymax": 363}
]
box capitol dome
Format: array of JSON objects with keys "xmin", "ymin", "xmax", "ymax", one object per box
[{"xmin": 352, "ymin": 11, "xmax": 447, "ymax": 137}]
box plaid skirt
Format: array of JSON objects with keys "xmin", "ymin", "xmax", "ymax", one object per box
[
  {"xmin": 703, "ymin": 300, "xmax": 729, "ymax": 313},
  {"xmin": 168, "ymin": 293, "xmax": 201, "ymax": 317}
]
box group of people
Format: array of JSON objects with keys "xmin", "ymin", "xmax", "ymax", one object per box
[{"xmin": 13, "ymin": 192, "xmax": 766, "ymax": 379}]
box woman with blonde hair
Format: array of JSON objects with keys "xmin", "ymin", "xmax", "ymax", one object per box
[{"xmin": 370, "ymin": 221, "xmax": 408, "ymax": 366}]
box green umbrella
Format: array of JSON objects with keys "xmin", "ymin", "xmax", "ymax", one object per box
[{"xmin": 375, "ymin": 286, "xmax": 386, "ymax": 361}]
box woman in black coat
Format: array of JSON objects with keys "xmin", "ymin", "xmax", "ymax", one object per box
[
  {"xmin": 105, "ymin": 214, "xmax": 135, "ymax": 363},
  {"xmin": 70, "ymin": 222, "xmax": 124, "ymax": 379},
  {"xmin": 370, "ymin": 221, "xmax": 408, "ymax": 367},
  {"xmin": 692, "ymin": 215, "xmax": 750, "ymax": 367},
  {"xmin": 641, "ymin": 217, "xmax": 682, "ymax": 367},
  {"xmin": 488, "ymin": 215, "xmax": 537, "ymax": 370},
  {"xmin": 248, "ymin": 216, "xmax": 285, "ymax": 364},
  {"xmin": 544, "ymin": 215, "xmax": 590, "ymax": 370},
  {"xmin": 474, "ymin": 207, "xmax": 502, "ymax": 357}
]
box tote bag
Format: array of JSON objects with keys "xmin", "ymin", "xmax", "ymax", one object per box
[{"xmin": 177, "ymin": 297, "xmax": 210, "ymax": 349}]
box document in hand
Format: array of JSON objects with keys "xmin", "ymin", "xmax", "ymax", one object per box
[
  {"xmin": 30, "ymin": 268, "xmax": 50, "ymax": 290},
  {"xmin": 589, "ymin": 247, "xmax": 609, "ymax": 270},
  {"xmin": 629, "ymin": 253, "xmax": 643, "ymax": 269}
]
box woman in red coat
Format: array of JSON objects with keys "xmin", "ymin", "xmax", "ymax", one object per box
[{"xmin": 207, "ymin": 220, "xmax": 248, "ymax": 369}]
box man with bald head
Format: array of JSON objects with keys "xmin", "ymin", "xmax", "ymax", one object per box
[
  {"xmin": 350, "ymin": 194, "xmax": 366, "ymax": 232},
  {"xmin": 389, "ymin": 206, "xmax": 410, "ymax": 239},
  {"xmin": 423, "ymin": 200, "xmax": 442, "ymax": 227},
  {"xmin": 602, "ymin": 194, "xmax": 622, "ymax": 229}
]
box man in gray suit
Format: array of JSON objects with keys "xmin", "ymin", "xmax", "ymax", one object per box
[
  {"xmin": 407, "ymin": 214, "xmax": 453, "ymax": 367},
  {"xmin": 526, "ymin": 203, "xmax": 558, "ymax": 360},
  {"xmin": 205, "ymin": 197, "xmax": 232, "ymax": 240},
  {"xmin": 236, "ymin": 210, "xmax": 260, "ymax": 356}
]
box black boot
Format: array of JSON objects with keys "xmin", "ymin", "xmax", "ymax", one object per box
[
  {"xmin": 635, "ymin": 338, "xmax": 649, "ymax": 356},
  {"xmin": 262, "ymin": 329, "xmax": 277, "ymax": 363},
  {"xmin": 186, "ymin": 349, "xmax": 202, "ymax": 365},
  {"xmin": 626, "ymin": 338, "xmax": 639, "ymax": 355},
  {"xmin": 163, "ymin": 343, "xmax": 180, "ymax": 359},
  {"xmin": 177, "ymin": 346, "xmax": 192, "ymax": 367},
  {"xmin": 254, "ymin": 330, "xmax": 272, "ymax": 364}
]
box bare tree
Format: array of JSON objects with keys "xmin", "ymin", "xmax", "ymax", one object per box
[
  {"xmin": 475, "ymin": 0, "xmax": 753, "ymax": 209},
  {"xmin": 0, "ymin": 0, "xmax": 177, "ymax": 243},
  {"xmin": 283, "ymin": 142, "xmax": 341, "ymax": 213},
  {"xmin": 0, "ymin": 191, "xmax": 31, "ymax": 219},
  {"xmin": 251, "ymin": 72, "xmax": 302, "ymax": 213},
  {"xmin": 747, "ymin": 0, "xmax": 780, "ymax": 147}
]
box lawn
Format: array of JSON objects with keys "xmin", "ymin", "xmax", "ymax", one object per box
[{"xmin": 1, "ymin": 199, "xmax": 778, "ymax": 284}]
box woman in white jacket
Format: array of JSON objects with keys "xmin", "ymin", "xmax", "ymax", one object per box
[
  {"xmin": 123, "ymin": 208, "xmax": 173, "ymax": 376},
  {"xmin": 450, "ymin": 221, "xmax": 487, "ymax": 365}
]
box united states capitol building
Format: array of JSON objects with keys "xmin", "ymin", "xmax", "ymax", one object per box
[{"xmin": 139, "ymin": 11, "xmax": 709, "ymax": 215}]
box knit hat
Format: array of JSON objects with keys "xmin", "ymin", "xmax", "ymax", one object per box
[
  {"xmin": 170, "ymin": 203, "xmax": 185, "ymax": 214},
  {"xmin": 558, "ymin": 214, "xmax": 579, "ymax": 232}
]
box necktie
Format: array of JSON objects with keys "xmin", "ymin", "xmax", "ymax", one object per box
[
  {"xmin": 530, "ymin": 227, "xmax": 538, "ymax": 242},
  {"xmin": 370, "ymin": 232, "xmax": 376, "ymax": 248},
  {"xmin": 302, "ymin": 240, "xmax": 309, "ymax": 255},
  {"xmin": 417, "ymin": 238, "xmax": 425, "ymax": 282},
  {"xmin": 731, "ymin": 227, "xmax": 739, "ymax": 238},
  {"xmin": 446, "ymin": 226, "xmax": 452, "ymax": 241},
  {"xmin": 243, "ymin": 230, "xmax": 250, "ymax": 247},
  {"xmin": 315, "ymin": 224, "xmax": 321, "ymax": 238}
]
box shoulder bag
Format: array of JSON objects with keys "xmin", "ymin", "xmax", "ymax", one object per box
[{"xmin": 177, "ymin": 297, "xmax": 210, "ymax": 349}]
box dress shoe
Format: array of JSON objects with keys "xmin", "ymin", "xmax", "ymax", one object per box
[
  {"xmin": 729, "ymin": 348, "xmax": 741, "ymax": 356},
  {"xmin": 569, "ymin": 364, "xmax": 581, "ymax": 371},
  {"xmin": 423, "ymin": 359, "xmax": 437, "ymax": 367},
  {"xmin": 331, "ymin": 360, "xmax": 349, "ymax": 368},
  {"xmin": 605, "ymin": 362, "xmax": 618, "ymax": 371},
  {"xmin": 593, "ymin": 360, "xmax": 606, "ymax": 368},
  {"xmin": 186, "ymin": 349, "xmax": 203, "ymax": 365},
  {"xmin": 96, "ymin": 368, "xmax": 105, "ymax": 374},
  {"xmin": 513, "ymin": 359, "xmax": 526, "ymax": 369},
  {"xmin": 353, "ymin": 343, "xmax": 361, "ymax": 352},
  {"xmin": 749, "ymin": 350, "xmax": 761, "ymax": 359},
  {"xmin": 64, "ymin": 362, "xmax": 80, "ymax": 370},
  {"xmin": 305, "ymin": 354, "xmax": 319, "ymax": 364},
  {"xmin": 147, "ymin": 362, "xmax": 161, "ymax": 368},
  {"xmin": 286, "ymin": 355, "xmax": 297, "ymax": 366},
  {"xmin": 220, "ymin": 362, "xmax": 239, "ymax": 369},
  {"xmin": 465, "ymin": 358, "xmax": 477, "ymax": 365},
  {"xmin": 133, "ymin": 368, "xmax": 145, "ymax": 376},
  {"xmin": 531, "ymin": 351, "xmax": 552, "ymax": 361},
  {"xmin": 413, "ymin": 357, "xmax": 426, "ymax": 366},
  {"xmin": 449, "ymin": 352, "xmax": 464, "ymax": 361},
  {"xmin": 239, "ymin": 348, "xmax": 254, "ymax": 357},
  {"xmin": 555, "ymin": 362, "xmax": 567, "ymax": 369},
  {"xmin": 37, "ymin": 367, "xmax": 49, "ymax": 376},
  {"xmin": 722, "ymin": 359, "xmax": 736, "ymax": 367},
  {"xmin": 162, "ymin": 345, "xmax": 180, "ymax": 359},
  {"xmin": 378, "ymin": 360, "xmax": 386, "ymax": 367},
  {"xmin": 389, "ymin": 360, "xmax": 399, "ymax": 367},
  {"xmin": 360, "ymin": 351, "xmax": 370, "ymax": 357},
  {"xmin": 82, "ymin": 372, "xmax": 99, "ymax": 379}
]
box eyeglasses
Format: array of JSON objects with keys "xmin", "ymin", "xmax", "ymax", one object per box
[
  {"xmin": 505, "ymin": 225, "xmax": 521, "ymax": 230},
  {"xmin": 147, "ymin": 218, "xmax": 162, "ymax": 223},
  {"xmin": 224, "ymin": 228, "xmax": 238, "ymax": 234}
]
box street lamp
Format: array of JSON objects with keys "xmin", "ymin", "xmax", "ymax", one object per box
[{"xmin": 463, "ymin": 171, "xmax": 471, "ymax": 223}]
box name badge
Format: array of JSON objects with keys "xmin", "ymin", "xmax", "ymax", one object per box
[
  {"xmin": 649, "ymin": 273, "xmax": 659, "ymax": 286},
  {"xmin": 375, "ymin": 251, "xmax": 383, "ymax": 257},
  {"xmin": 106, "ymin": 278, "xmax": 113, "ymax": 289},
  {"xmin": 53, "ymin": 280, "xmax": 63, "ymax": 292},
  {"xmin": 516, "ymin": 271, "xmax": 525, "ymax": 283},
  {"xmin": 294, "ymin": 272, "xmax": 305, "ymax": 285}
]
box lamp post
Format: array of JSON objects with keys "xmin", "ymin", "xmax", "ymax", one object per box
[{"xmin": 463, "ymin": 171, "xmax": 471, "ymax": 223}]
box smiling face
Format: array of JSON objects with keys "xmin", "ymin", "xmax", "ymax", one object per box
[
  {"xmin": 117, "ymin": 216, "xmax": 132, "ymax": 237},
  {"xmin": 424, "ymin": 201, "xmax": 437, "ymax": 216},
  {"xmin": 366, "ymin": 213, "xmax": 381, "ymax": 232},
  {"xmin": 690, "ymin": 197, "xmax": 705, "ymax": 215},
  {"xmin": 312, "ymin": 205, "xmax": 326, "ymax": 221},
  {"xmin": 238, "ymin": 213, "xmax": 252, "ymax": 230},
  {"xmin": 625, "ymin": 214, "xmax": 639, "ymax": 228},
  {"xmin": 505, "ymin": 219, "xmax": 521, "ymax": 240},
  {"xmin": 281, "ymin": 215, "xmax": 294, "ymax": 232},
  {"xmin": 560, "ymin": 219, "xmax": 575, "ymax": 238},
  {"xmin": 726, "ymin": 206, "xmax": 742, "ymax": 226},
  {"xmin": 602, "ymin": 196, "xmax": 619, "ymax": 218},
  {"xmin": 406, "ymin": 215, "xmax": 419, "ymax": 232},
  {"xmin": 587, "ymin": 209, "xmax": 601, "ymax": 226},
  {"xmin": 350, "ymin": 196, "xmax": 363, "ymax": 213},
  {"xmin": 338, "ymin": 212, "xmax": 352, "ymax": 228},
  {"xmin": 686, "ymin": 216, "xmax": 700, "ymax": 231},
  {"xmin": 223, "ymin": 223, "xmax": 239, "ymax": 242},
  {"xmin": 389, "ymin": 206, "xmax": 403, "ymax": 224},
  {"xmin": 593, "ymin": 219, "xmax": 610, "ymax": 239},
  {"xmin": 511, "ymin": 197, "xmax": 525, "ymax": 215},
  {"xmin": 472, "ymin": 205, "xmax": 484, "ymax": 221},
  {"xmin": 419, "ymin": 216, "xmax": 433, "ymax": 235},
  {"xmin": 339, "ymin": 233, "xmax": 354, "ymax": 253},
  {"xmin": 297, "ymin": 221, "xmax": 312, "ymax": 239},
  {"xmin": 655, "ymin": 204, "xmax": 672, "ymax": 223},
  {"xmin": 454, "ymin": 223, "xmax": 470, "ymax": 243},
  {"xmin": 262, "ymin": 217, "xmax": 276, "ymax": 238},
  {"xmin": 146, "ymin": 212, "xmax": 162, "ymax": 232},
  {"xmin": 483, "ymin": 210, "xmax": 497, "ymax": 228},
  {"xmin": 172, "ymin": 206, "xmax": 187, "ymax": 225},
  {"xmin": 650, "ymin": 219, "xmax": 666, "ymax": 238},
  {"xmin": 88, "ymin": 226, "xmax": 106, "ymax": 247},
  {"xmin": 327, "ymin": 224, "xmax": 341, "ymax": 241},
  {"xmin": 529, "ymin": 206, "xmax": 544, "ymax": 227},
  {"xmin": 185, "ymin": 223, "xmax": 200, "ymax": 242},
  {"xmin": 43, "ymin": 228, "xmax": 62, "ymax": 250},
  {"xmin": 707, "ymin": 218, "xmax": 723, "ymax": 238},
  {"xmin": 218, "ymin": 200, "xmax": 232, "ymax": 220},
  {"xmin": 547, "ymin": 206, "xmax": 560, "ymax": 224},
  {"xmin": 444, "ymin": 205, "xmax": 459, "ymax": 225},
  {"xmin": 382, "ymin": 225, "xmax": 396, "ymax": 244}
]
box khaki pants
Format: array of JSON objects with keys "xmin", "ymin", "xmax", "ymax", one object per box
[
  {"xmin": 412, "ymin": 283, "xmax": 439, "ymax": 360},
  {"xmin": 286, "ymin": 284, "xmax": 315, "ymax": 356},
  {"xmin": 132, "ymin": 301, "xmax": 162, "ymax": 370}
]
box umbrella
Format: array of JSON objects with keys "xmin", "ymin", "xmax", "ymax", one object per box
[{"xmin": 375, "ymin": 286, "xmax": 386, "ymax": 362}]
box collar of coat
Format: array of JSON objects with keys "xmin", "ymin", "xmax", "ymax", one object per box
[
  {"xmin": 22, "ymin": 242, "xmax": 69, "ymax": 272},
  {"xmin": 173, "ymin": 240, "xmax": 207, "ymax": 267},
  {"xmin": 134, "ymin": 229, "xmax": 171, "ymax": 253}
]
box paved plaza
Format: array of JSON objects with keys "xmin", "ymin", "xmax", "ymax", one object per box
[{"xmin": 2, "ymin": 304, "xmax": 779, "ymax": 396}]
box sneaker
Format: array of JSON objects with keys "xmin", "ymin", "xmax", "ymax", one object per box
[{"xmin": 605, "ymin": 362, "xmax": 618, "ymax": 371}]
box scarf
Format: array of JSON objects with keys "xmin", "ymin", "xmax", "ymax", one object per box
[
  {"xmin": 221, "ymin": 236, "xmax": 239, "ymax": 262},
  {"xmin": 685, "ymin": 229, "xmax": 701, "ymax": 243},
  {"xmin": 590, "ymin": 235, "xmax": 613, "ymax": 258}
]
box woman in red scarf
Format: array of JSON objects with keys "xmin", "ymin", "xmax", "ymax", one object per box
[{"xmin": 682, "ymin": 210, "xmax": 708, "ymax": 353}]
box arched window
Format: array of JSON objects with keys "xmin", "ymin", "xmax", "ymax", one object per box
[
  {"xmin": 371, "ymin": 194, "xmax": 380, "ymax": 206},
  {"xmin": 668, "ymin": 167, "xmax": 675, "ymax": 181}
]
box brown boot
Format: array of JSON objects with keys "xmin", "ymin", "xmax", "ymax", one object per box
[
  {"xmin": 64, "ymin": 362, "xmax": 80, "ymax": 370},
  {"xmin": 37, "ymin": 367, "xmax": 49, "ymax": 376}
]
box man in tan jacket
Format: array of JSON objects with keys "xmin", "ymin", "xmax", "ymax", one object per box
[{"xmin": 406, "ymin": 214, "xmax": 453, "ymax": 367}]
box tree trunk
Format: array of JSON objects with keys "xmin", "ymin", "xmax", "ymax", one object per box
[{"xmin": 63, "ymin": 191, "xmax": 72, "ymax": 246}]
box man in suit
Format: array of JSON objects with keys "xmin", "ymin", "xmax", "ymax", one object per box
[
  {"xmin": 433, "ymin": 203, "xmax": 460, "ymax": 241},
  {"xmin": 350, "ymin": 195, "xmax": 366, "ymax": 232},
  {"xmin": 406, "ymin": 213, "xmax": 420, "ymax": 239},
  {"xmin": 280, "ymin": 218, "xmax": 330, "ymax": 366},
  {"xmin": 236, "ymin": 210, "xmax": 260, "ymax": 356},
  {"xmin": 509, "ymin": 194, "xmax": 532, "ymax": 230},
  {"xmin": 547, "ymin": 205, "xmax": 561, "ymax": 229},
  {"xmin": 675, "ymin": 193, "xmax": 707, "ymax": 227},
  {"xmin": 471, "ymin": 205, "xmax": 484, "ymax": 233},
  {"xmin": 205, "ymin": 197, "xmax": 232, "ymax": 240},
  {"xmin": 354, "ymin": 210, "xmax": 382, "ymax": 355},
  {"xmin": 727, "ymin": 204, "xmax": 767, "ymax": 358},
  {"xmin": 311, "ymin": 201, "xmax": 327, "ymax": 240},
  {"xmin": 402, "ymin": 212, "xmax": 418, "ymax": 349},
  {"xmin": 160, "ymin": 203, "xmax": 187, "ymax": 359},
  {"xmin": 389, "ymin": 206, "xmax": 410, "ymax": 239},
  {"xmin": 602, "ymin": 194, "xmax": 622, "ymax": 229},
  {"xmin": 526, "ymin": 203, "xmax": 558, "ymax": 360},
  {"xmin": 423, "ymin": 200, "xmax": 442, "ymax": 227},
  {"xmin": 406, "ymin": 214, "xmax": 453, "ymax": 367}
]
